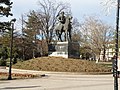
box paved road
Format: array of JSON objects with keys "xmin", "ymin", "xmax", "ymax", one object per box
[{"xmin": 0, "ymin": 71, "xmax": 120, "ymax": 90}]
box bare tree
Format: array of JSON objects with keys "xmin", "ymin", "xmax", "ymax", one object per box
[
  {"xmin": 100, "ymin": 0, "xmax": 116, "ymax": 15},
  {"xmin": 37, "ymin": 0, "xmax": 71, "ymax": 44},
  {"xmin": 80, "ymin": 16, "xmax": 114, "ymax": 61},
  {"xmin": 71, "ymin": 18, "xmax": 82, "ymax": 42}
]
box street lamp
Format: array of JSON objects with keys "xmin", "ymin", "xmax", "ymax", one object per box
[{"xmin": 8, "ymin": 18, "xmax": 16, "ymax": 80}]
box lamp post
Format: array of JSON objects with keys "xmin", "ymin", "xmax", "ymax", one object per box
[{"xmin": 8, "ymin": 18, "xmax": 16, "ymax": 80}]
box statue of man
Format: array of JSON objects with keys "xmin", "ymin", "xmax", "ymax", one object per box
[
  {"xmin": 55, "ymin": 11, "xmax": 72, "ymax": 41},
  {"xmin": 57, "ymin": 11, "xmax": 66, "ymax": 24},
  {"xmin": 56, "ymin": 11, "xmax": 66, "ymax": 30}
]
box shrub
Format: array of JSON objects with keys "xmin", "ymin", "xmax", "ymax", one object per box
[
  {"xmin": 13, "ymin": 58, "xmax": 17, "ymax": 64},
  {"xmin": 0, "ymin": 59, "xmax": 6, "ymax": 66}
]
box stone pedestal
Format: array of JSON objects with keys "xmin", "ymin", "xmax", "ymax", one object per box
[{"xmin": 48, "ymin": 41, "xmax": 80, "ymax": 58}]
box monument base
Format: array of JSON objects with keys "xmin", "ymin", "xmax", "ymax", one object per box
[{"xmin": 48, "ymin": 41, "xmax": 80, "ymax": 59}]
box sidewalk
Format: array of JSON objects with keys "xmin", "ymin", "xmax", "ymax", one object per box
[
  {"xmin": 1, "ymin": 67, "xmax": 79, "ymax": 75},
  {"xmin": 0, "ymin": 67, "xmax": 112, "ymax": 76},
  {"xmin": 1, "ymin": 67, "xmax": 45, "ymax": 75}
]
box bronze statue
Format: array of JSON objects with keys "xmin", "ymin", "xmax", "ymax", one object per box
[{"xmin": 55, "ymin": 11, "xmax": 72, "ymax": 42}]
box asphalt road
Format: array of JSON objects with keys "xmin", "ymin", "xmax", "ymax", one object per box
[{"xmin": 0, "ymin": 73, "xmax": 120, "ymax": 90}]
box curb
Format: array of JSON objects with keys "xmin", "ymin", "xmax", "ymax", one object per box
[
  {"xmin": 6, "ymin": 67, "xmax": 112, "ymax": 75},
  {"xmin": 6, "ymin": 67, "xmax": 45, "ymax": 75}
]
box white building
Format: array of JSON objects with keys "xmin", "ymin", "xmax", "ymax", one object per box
[{"xmin": 100, "ymin": 43, "xmax": 115, "ymax": 61}]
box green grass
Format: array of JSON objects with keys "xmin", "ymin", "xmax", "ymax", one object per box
[
  {"xmin": 13, "ymin": 57, "xmax": 112, "ymax": 73},
  {"xmin": 98, "ymin": 62, "xmax": 112, "ymax": 68}
]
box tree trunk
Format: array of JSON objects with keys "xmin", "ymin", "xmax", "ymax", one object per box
[{"xmin": 103, "ymin": 45, "xmax": 106, "ymax": 62}]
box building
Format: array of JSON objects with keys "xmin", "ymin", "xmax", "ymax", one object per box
[{"xmin": 100, "ymin": 43, "xmax": 115, "ymax": 61}]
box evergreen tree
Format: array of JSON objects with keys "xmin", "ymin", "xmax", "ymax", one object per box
[
  {"xmin": 0, "ymin": 0, "xmax": 13, "ymax": 17},
  {"xmin": 0, "ymin": 0, "xmax": 13, "ymax": 30},
  {"xmin": 0, "ymin": 0, "xmax": 14, "ymax": 65}
]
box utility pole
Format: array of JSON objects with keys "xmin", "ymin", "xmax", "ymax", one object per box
[{"xmin": 114, "ymin": 0, "xmax": 120, "ymax": 89}]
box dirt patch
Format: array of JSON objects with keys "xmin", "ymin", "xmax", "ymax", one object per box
[{"xmin": 0, "ymin": 72, "xmax": 39, "ymax": 80}]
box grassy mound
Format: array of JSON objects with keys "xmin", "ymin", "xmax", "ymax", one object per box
[{"xmin": 13, "ymin": 57, "xmax": 112, "ymax": 73}]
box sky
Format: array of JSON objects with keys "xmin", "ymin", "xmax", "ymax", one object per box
[{"xmin": 5, "ymin": 0, "xmax": 117, "ymax": 29}]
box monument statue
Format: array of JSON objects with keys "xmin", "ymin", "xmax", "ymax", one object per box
[
  {"xmin": 55, "ymin": 11, "xmax": 72, "ymax": 42},
  {"xmin": 49, "ymin": 12, "xmax": 80, "ymax": 59}
]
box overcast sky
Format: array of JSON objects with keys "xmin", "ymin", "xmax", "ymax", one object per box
[{"xmin": 8, "ymin": 0, "xmax": 116, "ymax": 29}]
